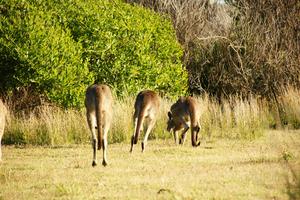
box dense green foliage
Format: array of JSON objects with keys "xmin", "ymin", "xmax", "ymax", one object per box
[
  {"xmin": 0, "ymin": 0, "xmax": 187, "ymax": 107},
  {"xmin": 0, "ymin": 0, "xmax": 92, "ymax": 107}
]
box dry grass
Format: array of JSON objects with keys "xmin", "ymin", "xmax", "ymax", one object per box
[
  {"xmin": 2, "ymin": 94, "xmax": 269, "ymax": 146},
  {"xmin": 3, "ymin": 89, "xmax": 300, "ymax": 146},
  {"xmin": 4, "ymin": 106, "xmax": 89, "ymax": 145},
  {"xmin": 279, "ymin": 87, "xmax": 300, "ymax": 129},
  {"xmin": 198, "ymin": 94, "xmax": 267, "ymax": 139},
  {"xmin": 0, "ymin": 130, "xmax": 299, "ymax": 199}
]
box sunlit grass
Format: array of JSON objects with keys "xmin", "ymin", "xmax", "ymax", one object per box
[{"xmin": 0, "ymin": 130, "xmax": 299, "ymax": 199}]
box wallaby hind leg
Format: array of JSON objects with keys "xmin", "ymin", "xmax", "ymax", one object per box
[
  {"xmin": 179, "ymin": 127, "xmax": 189, "ymax": 145},
  {"xmin": 130, "ymin": 135, "xmax": 134, "ymax": 153},
  {"xmin": 195, "ymin": 125, "xmax": 201, "ymax": 146},
  {"xmin": 173, "ymin": 130, "xmax": 178, "ymax": 144},
  {"xmin": 179, "ymin": 121, "xmax": 189, "ymax": 145},
  {"xmin": 130, "ymin": 117, "xmax": 138, "ymax": 153},
  {"xmin": 142, "ymin": 118, "xmax": 156, "ymax": 152},
  {"xmin": 130, "ymin": 116, "xmax": 144, "ymax": 152},
  {"xmin": 92, "ymin": 139, "xmax": 97, "ymax": 166},
  {"xmin": 102, "ymin": 120, "xmax": 110, "ymax": 166},
  {"xmin": 87, "ymin": 112, "xmax": 97, "ymax": 167}
]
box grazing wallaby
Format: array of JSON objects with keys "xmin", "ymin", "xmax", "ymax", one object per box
[
  {"xmin": 130, "ymin": 90, "xmax": 160, "ymax": 153},
  {"xmin": 167, "ymin": 96, "xmax": 201, "ymax": 147},
  {"xmin": 85, "ymin": 84, "xmax": 113, "ymax": 167},
  {"xmin": 0, "ymin": 99, "xmax": 6, "ymax": 162}
]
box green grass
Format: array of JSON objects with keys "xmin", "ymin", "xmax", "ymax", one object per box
[{"xmin": 1, "ymin": 130, "xmax": 299, "ymax": 199}]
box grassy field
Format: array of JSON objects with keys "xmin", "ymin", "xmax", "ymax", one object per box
[{"xmin": 0, "ymin": 130, "xmax": 299, "ymax": 200}]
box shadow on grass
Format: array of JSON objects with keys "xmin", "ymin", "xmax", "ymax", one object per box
[{"xmin": 157, "ymin": 188, "xmax": 182, "ymax": 199}]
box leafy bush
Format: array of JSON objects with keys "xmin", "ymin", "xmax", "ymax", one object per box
[
  {"xmin": 0, "ymin": 0, "xmax": 91, "ymax": 107},
  {"xmin": 0, "ymin": 0, "xmax": 187, "ymax": 108},
  {"xmin": 62, "ymin": 0, "xmax": 186, "ymax": 97}
]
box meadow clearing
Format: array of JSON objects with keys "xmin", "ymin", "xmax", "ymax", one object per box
[
  {"xmin": 0, "ymin": 130, "xmax": 299, "ymax": 200},
  {"xmin": 1, "ymin": 1, "xmax": 299, "ymax": 199}
]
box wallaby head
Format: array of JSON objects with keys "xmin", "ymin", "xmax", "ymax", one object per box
[
  {"xmin": 85, "ymin": 84, "xmax": 113, "ymax": 167},
  {"xmin": 166, "ymin": 97, "xmax": 187, "ymax": 133},
  {"xmin": 167, "ymin": 111, "xmax": 175, "ymax": 132}
]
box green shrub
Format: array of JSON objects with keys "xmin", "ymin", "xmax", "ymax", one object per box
[
  {"xmin": 0, "ymin": 0, "xmax": 92, "ymax": 107},
  {"xmin": 61, "ymin": 0, "xmax": 186, "ymax": 97},
  {"xmin": 0, "ymin": 0, "xmax": 187, "ymax": 108}
]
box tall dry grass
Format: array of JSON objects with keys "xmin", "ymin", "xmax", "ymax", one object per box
[
  {"xmin": 2, "ymin": 96, "xmax": 173, "ymax": 146},
  {"xmin": 4, "ymin": 106, "xmax": 89, "ymax": 145},
  {"xmin": 279, "ymin": 87, "xmax": 300, "ymax": 129},
  {"xmin": 2, "ymin": 88, "xmax": 300, "ymax": 146},
  {"xmin": 198, "ymin": 94, "xmax": 268, "ymax": 139}
]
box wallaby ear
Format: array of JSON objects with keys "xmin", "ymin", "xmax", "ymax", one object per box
[{"xmin": 167, "ymin": 111, "xmax": 172, "ymax": 119}]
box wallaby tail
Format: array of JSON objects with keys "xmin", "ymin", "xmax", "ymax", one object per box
[
  {"xmin": 133, "ymin": 106, "xmax": 146, "ymax": 144},
  {"xmin": 95, "ymin": 88, "xmax": 103, "ymax": 150}
]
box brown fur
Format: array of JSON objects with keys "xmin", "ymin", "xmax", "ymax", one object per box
[
  {"xmin": 85, "ymin": 84, "xmax": 113, "ymax": 166},
  {"xmin": 167, "ymin": 96, "xmax": 201, "ymax": 147},
  {"xmin": 130, "ymin": 90, "xmax": 160, "ymax": 152},
  {"xmin": 0, "ymin": 99, "xmax": 6, "ymax": 162}
]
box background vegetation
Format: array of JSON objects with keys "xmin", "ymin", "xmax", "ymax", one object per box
[
  {"xmin": 2, "ymin": 88, "xmax": 299, "ymax": 145},
  {"xmin": 127, "ymin": 0, "xmax": 299, "ymax": 99},
  {"xmin": 0, "ymin": 0, "xmax": 299, "ymax": 145},
  {"xmin": 0, "ymin": 0, "xmax": 187, "ymax": 108},
  {"xmin": 1, "ymin": 1, "xmax": 299, "ymax": 199}
]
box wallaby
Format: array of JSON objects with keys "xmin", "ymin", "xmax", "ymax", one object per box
[
  {"xmin": 167, "ymin": 96, "xmax": 201, "ymax": 147},
  {"xmin": 85, "ymin": 84, "xmax": 113, "ymax": 166},
  {"xmin": 130, "ymin": 90, "xmax": 160, "ymax": 153}
]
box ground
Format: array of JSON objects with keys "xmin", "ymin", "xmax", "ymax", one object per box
[{"xmin": 0, "ymin": 130, "xmax": 299, "ymax": 199}]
